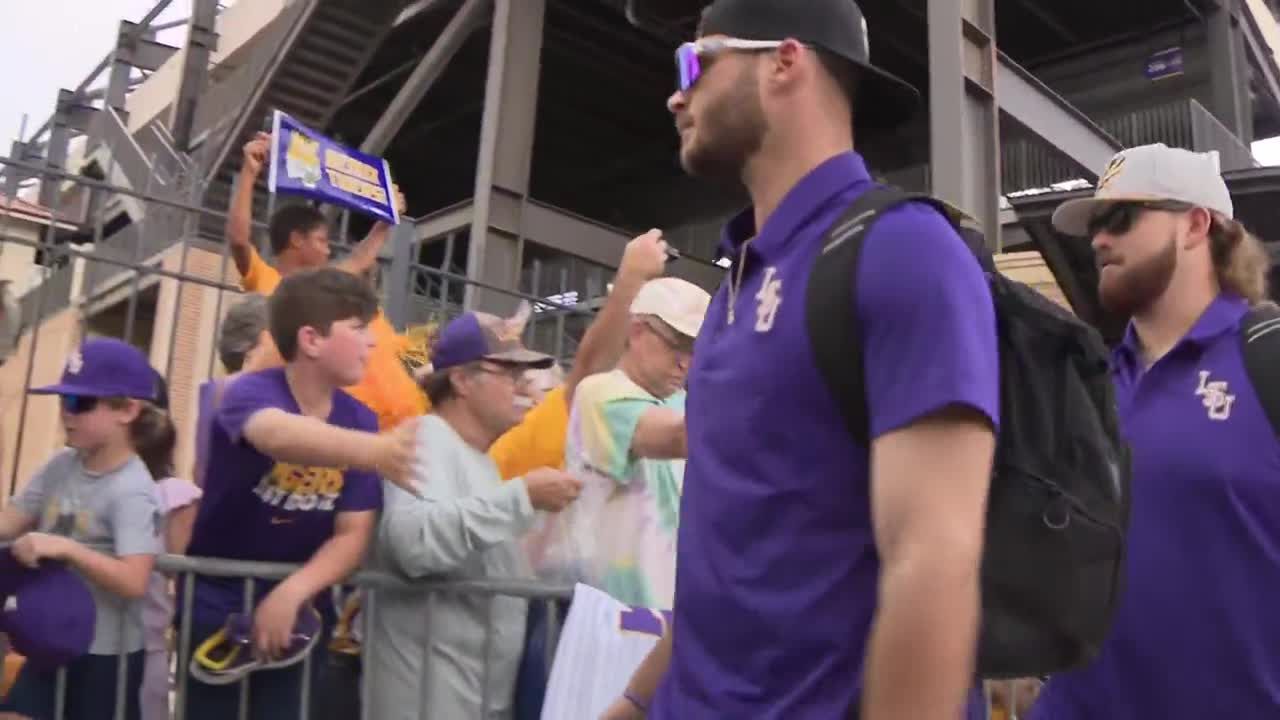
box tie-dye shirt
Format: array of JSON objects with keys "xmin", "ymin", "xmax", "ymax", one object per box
[{"xmin": 562, "ymin": 369, "xmax": 685, "ymax": 609}]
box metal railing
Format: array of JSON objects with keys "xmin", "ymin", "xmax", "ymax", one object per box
[
  {"xmin": 7, "ymin": 553, "xmax": 1023, "ymax": 719},
  {"xmin": 1002, "ymin": 97, "xmax": 1257, "ymax": 192},
  {"xmin": 12, "ymin": 555, "xmax": 571, "ymax": 720}
]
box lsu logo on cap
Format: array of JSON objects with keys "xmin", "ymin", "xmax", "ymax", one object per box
[
  {"xmin": 65, "ymin": 351, "xmax": 83, "ymax": 375},
  {"xmin": 1098, "ymin": 154, "xmax": 1127, "ymax": 190}
]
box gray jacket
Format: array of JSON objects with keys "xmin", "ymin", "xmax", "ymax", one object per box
[{"xmin": 366, "ymin": 415, "xmax": 536, "ymax": 720}]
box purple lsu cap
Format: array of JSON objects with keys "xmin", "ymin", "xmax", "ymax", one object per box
[
  {"xmin": 431, "ymin": 312, "xmax": 555, "ymax": 372},
  {"xmin": 29, "ymin": 337, "xmax": 163, "ymax": 401},
  {"xmin": 0, "ymin": 552, "xmax": 95, "ymax": 669}
]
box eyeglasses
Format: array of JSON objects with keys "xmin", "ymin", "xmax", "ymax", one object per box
[
  {"xmin": 476, "ymin": 363, "xmax": 531, "ymax": 385},
  {"xmin": 1086, "ymin": 201, "xmax": 1194, "ymax": 238},
  {"xmin": 61, "ymin": 395, "xmax": 100, "ymax": 415},
  {"xmin": 645, "ymin": 317, "xmax": 696, "ymax": 355},
  {"xmin": 674, "ymin": 38, "xmax": 793, "ymax": 93}
]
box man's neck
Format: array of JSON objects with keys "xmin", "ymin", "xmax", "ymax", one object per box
[
  {"xmin": 276, "ymin": 254, "xmax": 305, "ymax": 277},
  {"xmin": 435, "ymin": 403, "xmax": 499, "ymax": 453},
  {"xmin": 743, "ymin": 127, "xmax": 853, "ymax": 232},
  {"xmin": 1131, "ymin": 280, "xmax": 1220, "ymax": 366},
  {"xmin": 617, "ymin": 354, "xmax": 665, "ymax": 399},
  {"xmin": 284, "ymin": 362, "xmax": 336, "ymax": 419},
  {"xmin": 80, "ymin": 442, "xmax": 137, "ymax": 475}
]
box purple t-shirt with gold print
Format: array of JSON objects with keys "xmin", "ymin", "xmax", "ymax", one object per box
[{"xmin": 186, "ymin": 367, "xmax": 381, "ymax": 623}]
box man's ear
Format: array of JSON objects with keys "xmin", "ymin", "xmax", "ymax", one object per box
[{"xmin": 1184, "ymin": 207, "xmax": 1214, "ymax": 250}]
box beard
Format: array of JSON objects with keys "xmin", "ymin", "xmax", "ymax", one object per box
[
  {"xmin": 1098, "ymin": 233, "xmax": 1177, "ymax": 317},
  {"xmin": 680, "ymin": 65, "xmax": 766, "ymax": 180}
]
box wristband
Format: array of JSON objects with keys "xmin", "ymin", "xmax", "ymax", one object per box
[{"xmin": 623, "ymin": 690, "xmax": 648, "ymax": 715}]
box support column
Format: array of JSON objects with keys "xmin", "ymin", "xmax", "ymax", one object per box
[
  {"xmin": 466, "ymin": 0, "xmax": 546, "ymax": 313},
  {"xmin": 41, "ymin": 90, "xmax": 99, "ymax": 208},
  {"xmin": 928, "ymin": 0, "xmax": 1001, "ymax": 250},
  {"xmin": 383, "ymin": 222, "xmax": 419, "ymax": 331},
  {"xmin": 1208, "ymin": 0, "xmax": 1250, "ymax": 142},
  {"xmin": 169, "ymin": 0, "xmax": 220, "ymax": 151}
]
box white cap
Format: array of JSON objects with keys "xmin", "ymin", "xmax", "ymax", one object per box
[
  {"xmin": 630, "ymin": 277, "xmax": 711, "ymax": 339},
  {"xmin": 1051, "ymin": 143, "xmax": 1233, "ymax": 237}
]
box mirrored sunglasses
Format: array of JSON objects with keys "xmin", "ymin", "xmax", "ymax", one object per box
[{"xmin": 673, "ymin": 38, "xmax": 789, "ymax": 93}]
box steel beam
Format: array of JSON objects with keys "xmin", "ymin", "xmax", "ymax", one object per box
[
  {"xmin": 1208, "ymin": 0, "xmax": 1251, "ymax": 141},
  {"xmin": 994, "ymin": 53, "xmax": 1122, "ymax": 179},
  {"xmin": 168, "ymin": 0, "xmax": 220, "ymax": 151},
  {"xmin": 466, "ymin": 0, "xmax": 546, "ymax": 313},
  {"xmin": 41, "ymin": 90, "xmax": 99, "ymax": 207},
  {"xmin": 929, "ymin": 0, "xmax": 1001, "ymax": 249},
  {"xmin": 415, "ymin": 203, "xmax": 476, "ymax": 242},
  {"xmin": 362, "ymin": 0, "xmax": 491, "ymax": 156},
  {"xmin": 115, "ymin": 21, "xmax": 178, "ymax": 73}
]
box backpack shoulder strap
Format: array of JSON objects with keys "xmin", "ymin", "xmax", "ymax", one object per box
[
  {"xmin": 1241, "ymin": 302, "xmax": 1280, "ymax": 436},
  {"xmin": 805, "ymin": 187, "xmax": 945, "ymax": 444}
]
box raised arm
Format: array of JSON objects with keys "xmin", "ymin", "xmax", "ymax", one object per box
[
  {"xmin": 564, "ymin": 229, "xmax": 670, "ymax": 404},
  {"xmin": 226, "ymin": 132, "xmax": 271, "ymax": 278},
  {"xmin": 334, "ymin": 185, "xmax": 406, "ymax": 277}
]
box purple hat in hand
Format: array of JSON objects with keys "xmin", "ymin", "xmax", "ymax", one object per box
[{"xmin": 0, "ymin": 551, "xmax": 96, "ymax": 669}]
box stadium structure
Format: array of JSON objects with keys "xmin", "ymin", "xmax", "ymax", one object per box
[{"xmin": 1, "ymin": 0, "xmax": 1279, "ymax": 490}]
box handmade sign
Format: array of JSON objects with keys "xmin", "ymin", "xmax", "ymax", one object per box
[{"xmin": 267, "ymin": 110, "xmax": 400, "ymax": 224}]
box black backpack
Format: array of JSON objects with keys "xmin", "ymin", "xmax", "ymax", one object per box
[
  {"xmin": 805, "ymin": 187, "xmax": 1132, "ymax": 679},
  {"xmin": 1242, "ymin": 303, "xmax": 1280, "ymax": 436}
]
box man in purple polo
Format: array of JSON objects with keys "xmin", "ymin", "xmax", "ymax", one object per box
[
  {"xmin": 1029, "ymin": 145, "xmax": 1278, "ymax": 718},
  {"xmin": 603, "ymin": 1, "xmax": 999, "ymax": 718}
]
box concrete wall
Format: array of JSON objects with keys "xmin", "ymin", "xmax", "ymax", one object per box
[{"xmin": 0, "ymin": 224, "xmax": 40, "ymax": 294}]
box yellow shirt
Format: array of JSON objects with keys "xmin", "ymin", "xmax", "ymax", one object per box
[
  {"xmin": 489, "ymin": 386, "xmax": 570, "ymax": 480},
  {"xmin": 240, "ymin": 248, "xmax": 425, "ymax": 430}
]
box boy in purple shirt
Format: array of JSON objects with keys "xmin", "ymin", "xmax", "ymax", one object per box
[
  {"xmin": 1031, "ymin": 146, "xmax": 1279, "ymax": 718},
  {"xmin": 607, "ymin": 1, "xmax": 998, "ymax": 718},
  {"xmin": 182, "ymin": 268, "xmax": 418, "ymax": 720}
]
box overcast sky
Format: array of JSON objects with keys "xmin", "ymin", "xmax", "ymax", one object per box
[
  {"xmin": 1, "ymin": 0, "xmax": 190, "ymax": 148},
  {"xmin": 3, "ymin": 1, "xmax": 1280, "ymax": 166}
]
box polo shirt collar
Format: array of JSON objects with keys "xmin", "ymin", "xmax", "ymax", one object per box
[
  {"xmin": 1116, "ymin": 293, "xmax": 1249, "ymax": 366},
  {"xmin": 718, "ymin": 151, "xmax": 872, "ymax": 260}
]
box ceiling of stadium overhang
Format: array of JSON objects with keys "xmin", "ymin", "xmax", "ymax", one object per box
[{"xmin": 328, "ymin": 0, "xmax": 1217, "ymax": 229}]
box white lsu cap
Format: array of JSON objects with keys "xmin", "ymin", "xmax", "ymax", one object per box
[
  {"xmin": 630, "ymin": 277, "xmax": 712, "ymax": 339},
  {"xmin": 1051, "ymin": 143, "xmax": 1233, "ymax": 237}
]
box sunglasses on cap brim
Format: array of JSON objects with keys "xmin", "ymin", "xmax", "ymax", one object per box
[
  {"xmin": 674, "ymin": 38, "xmax": 796, "ymax": 93},
  {"xmin": 1086, "ymin": 200, "xmax": 1194, "ymax": 238}
]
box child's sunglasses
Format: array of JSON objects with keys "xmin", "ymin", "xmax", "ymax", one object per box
[{"xmin": 60, "ymin": 395, "xmax": 100, "ymax": 415}]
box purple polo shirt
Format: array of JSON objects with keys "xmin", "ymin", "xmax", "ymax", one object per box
[
  {"xmin": 1032, "ymin": 294, "xmax": 1280, "ymax": 719},
  {"xmin": 651, "ymin": 152, "xmax": 999, "ymax": 719},
  {"xmin": 186, "ymin": 367, "xmax": 382, "ymax": 625}
]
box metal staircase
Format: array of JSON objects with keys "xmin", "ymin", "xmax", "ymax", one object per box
[{"xmin": 188, "ymin": 0, "xmax": 413, "ymax": 242}]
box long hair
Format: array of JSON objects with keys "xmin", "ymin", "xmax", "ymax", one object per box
[
  {"xmin": 109, "ymin": 371, "xmax": 177, "ymax": 479},
  {"xmin": 1209, "ymin": 212, "xmax": 1272, "ymax": 305}
]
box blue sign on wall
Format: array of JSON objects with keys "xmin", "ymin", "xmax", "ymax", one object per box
[{"xmin": 1145, "ymin": 47, "xmax": 1185, "ymax": 81}]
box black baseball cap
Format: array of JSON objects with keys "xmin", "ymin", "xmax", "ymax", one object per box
[{"xmin": 699, "ymin": 0, "xmax": 921, "ymax": 132}]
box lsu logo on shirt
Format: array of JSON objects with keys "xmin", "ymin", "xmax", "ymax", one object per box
[{"xmin": 253, "ymin": 462, "xmax": 345, "ymax": 512}]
